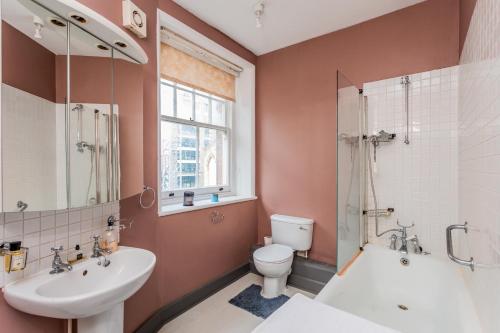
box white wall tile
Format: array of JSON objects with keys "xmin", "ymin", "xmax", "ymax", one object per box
[
  {"xmin": 364, "ymin": 67, "xmax": 459, "ymax": 257},
  {"xmin": 458, "ymin": 1, "xmax": 500, "ymax": 332}
]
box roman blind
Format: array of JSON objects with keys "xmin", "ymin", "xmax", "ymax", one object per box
[{"xmin": 160, "ymin": 27, "xmax": 242, "ymax": 101}]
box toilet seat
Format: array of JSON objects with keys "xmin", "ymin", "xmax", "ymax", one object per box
[{"xmin": 254, "ymin": 244, "xmax": 293, "ymax": 264}]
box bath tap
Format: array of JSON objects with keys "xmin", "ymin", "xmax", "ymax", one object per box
[
  {"xmin": 407, "ymin": 235, "xmax": 422, "ymax": 254},
  {"xmin": 389, "ymin": 234, "xmax": 398, "ymax": 250}
]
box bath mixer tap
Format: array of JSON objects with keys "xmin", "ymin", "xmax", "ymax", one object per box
[
  {"xmin": 50, "ymin": 246, "xmax": 72, "ymax": 274},
  {"xmin": 389, "ymin": 234, "xmax": 398, "ymax": 250},
  {"xmin": 407, "ymin": 235, "xmax": 422, "ymax": 254}
]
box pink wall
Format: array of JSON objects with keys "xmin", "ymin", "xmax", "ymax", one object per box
[
  {"xmin": 0, "ymin": 0, "xmax": 467, "ymax": 332},
  {"xmin": 2, "ymin": 22, "xmax": 56, "ymax": 102},
  {"xmin": 256, "ymin": 0, "xmax": 460, "ymax": 265},
  {"xmin": 75, "ymin": 1, "xmax": 258, "ymax": 332}
]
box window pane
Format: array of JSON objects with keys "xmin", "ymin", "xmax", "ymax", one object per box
[
  {"xmin": 160, "ymin": 84, "xmax": 174, "ymax": 116},
  {"xmin": 212, "ymin": 99, "xmax": 226, "ymax": 126},
  {"xmin": 177, "ymin": 89, "xmax": 193, "ymax": 120},
  {"xmin": 195, "ymin": 95, "xmax": 209, "ymax": 123},
  {"xmin": 160, "ymin": 121, "xmax": 198, "ymax": 191},
  {"xmin": 198, "ymin": 128, "xmax": 228, "ymax": 187}
]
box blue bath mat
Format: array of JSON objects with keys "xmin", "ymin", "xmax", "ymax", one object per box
[{"xmin": 229, "ymin": 284, "xmax": 290, "ymax": 319}]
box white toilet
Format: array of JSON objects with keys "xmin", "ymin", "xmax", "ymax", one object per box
[{"xmin": 253, "ymin": 214, "xmax": 314, "ymax": 298}]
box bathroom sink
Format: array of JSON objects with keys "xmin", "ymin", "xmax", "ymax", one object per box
[{"xmin": 3, "ymin": 246, "xmax": 155, "ymax": 322}]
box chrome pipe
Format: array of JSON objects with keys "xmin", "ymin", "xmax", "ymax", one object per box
[
  {"xmin": 103, "ymin": 114, "xmax": 111, "ymax": 202},
  {"xmin": 65, "ymin": 23, "xmax": 71, "ymax": 208},
  {"xmin": 401, "ymin": 75, "xmax": 410, "ymax": 145},
  {"xmin": 95, "ymin": 109, "xmax": 101, "ymax": 204},
  {"xmin": 113, "ymin": 113, "xmax": 120, "ymax": 200}
]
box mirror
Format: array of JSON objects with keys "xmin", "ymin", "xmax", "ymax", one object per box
[
  {"xmin": 113, "ymin": 51, "xmax": 143, "ymax": 200},
  {"xmin": 68, "ymin": 24, "xmax": 114, "ymax": 207},
  {"xmin": 0, "ymin": 0, "xmax": 144, "ymax": 212},
  {"xmin": 1, "ymin": 0, "xmax": 68, "ymax": 212}
]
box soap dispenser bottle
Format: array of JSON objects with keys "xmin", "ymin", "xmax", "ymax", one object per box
[{"xmin": 102, "ymin": 216, "xmax": 119, "ymax": 252}]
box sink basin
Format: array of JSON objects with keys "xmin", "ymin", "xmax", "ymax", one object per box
[{"xmin": 3, "ymin": 246, "xmax": 155, "ymax": 331}]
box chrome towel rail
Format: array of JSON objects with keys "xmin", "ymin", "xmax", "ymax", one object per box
[{"xmin": 446, "ymin": 222, "xmax": 474, "ymax": 271}]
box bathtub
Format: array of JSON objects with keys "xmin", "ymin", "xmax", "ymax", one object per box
[{"xmin": 315, "ymin": 244, "xmax": 482, "ymax": 333}]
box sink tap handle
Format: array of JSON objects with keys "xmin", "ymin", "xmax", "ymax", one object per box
[{"xmin": 51, "ymin": 246, "xmax": 63, "ymax": 254}]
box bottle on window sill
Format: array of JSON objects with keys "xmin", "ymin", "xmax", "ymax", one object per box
[{"xmin": 183, "ymin": 191, "xmax": 194, "ymax": 206}]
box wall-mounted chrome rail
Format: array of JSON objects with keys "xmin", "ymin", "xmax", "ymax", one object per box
[
  {"xmin": 401, "ymin": 75, "xmax": 410, "ymax": 145},
  {"xmin": 446, "ymin": 222, "xmax": 474, "ymax": 271},
  {"xmin": 363, "ymin": 208, "xmax": 394, "ymax": 218}
]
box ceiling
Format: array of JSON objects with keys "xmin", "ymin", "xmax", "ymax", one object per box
[{"xmin": 173, "ymin": 0, "xmax": 426, "ymax": 55}]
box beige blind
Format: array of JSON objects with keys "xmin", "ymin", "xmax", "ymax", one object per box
[{"xmin": 160, "ymin": 43, "xmax": 235, "ymax": 101}]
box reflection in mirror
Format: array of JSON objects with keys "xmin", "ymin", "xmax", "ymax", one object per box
[
  {"xmin": 1, "ymin": 0, "xmax": 68, "ymax": 212},
  {"xmin": 68, "ymin": 24, "xmax": 113, "ymax": 208},
  {"xmin": 113, "ymin": 51, "xmax": 143, "ymax": 200}
]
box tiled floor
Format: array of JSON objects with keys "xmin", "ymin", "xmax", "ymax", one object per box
[{"xmin": 159, "ymin": 273, "xmax": 315, "ymax": 333}]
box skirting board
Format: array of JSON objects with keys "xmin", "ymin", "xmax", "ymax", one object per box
[
  {"xmin": 135, "ymin": 264, "xmax": 250, "ymax": 333},
  {"xmin": 249, "ymin": 245, "xmax": 336, "ymax": 294}
]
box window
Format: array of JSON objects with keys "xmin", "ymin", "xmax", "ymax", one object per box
[{"xmin": 160, "ymin": 79, "xmax": 231, "ymax": 200}]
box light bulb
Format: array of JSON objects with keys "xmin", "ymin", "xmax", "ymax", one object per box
[{"xmin": 34, "ymin": 26, "xmax": 42, "ymax": 39}]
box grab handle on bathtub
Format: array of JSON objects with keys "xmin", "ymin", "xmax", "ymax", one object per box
[{"xmin": 446, "ymin": 222, "xmax": 474, "ymax": 271}]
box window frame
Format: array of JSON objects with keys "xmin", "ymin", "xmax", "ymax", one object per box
[{"xmin": 159, "ymin": 79, "xmax": 233, "ymax": 205}]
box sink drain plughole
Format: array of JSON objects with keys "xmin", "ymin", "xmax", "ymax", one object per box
[
  {"xmin": 398, "ymin": 304, "xmax": 409, "ymax": 311},
  {"xmin": 400, "ymin": 257, "xmax": 410, "ymax": 266}
]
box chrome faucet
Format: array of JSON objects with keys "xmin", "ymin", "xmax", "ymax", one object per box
[
  {"xmin": 398, "ymin": 222, "xmax": 411, "ymax": 255},
  {"xmin": 407, "ymin": 235, "xmax": 422, "ymax": 254},
  {"xmin": 50, "ymin": 246, "xmax": 72, "ymax": 274},
  {"xmin": 389, "ymin": 234, "xmax": 398, "ymax": 250},
  {"xmin": 91, "ymin": 235, "xmax": 111, "ymax": 267},
  {"xmin": 388, "ymin": 220, "xmax": 426, "ymax": 255}
]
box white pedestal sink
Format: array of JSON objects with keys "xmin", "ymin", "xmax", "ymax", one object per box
[{"xmin": 3, "ymin": 246, "xmax": 156, "ymax": 333}]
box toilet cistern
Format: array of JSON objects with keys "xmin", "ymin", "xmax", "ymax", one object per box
[{"xmin": 253, "ymin": 214, "xmax": 314, "ymax": 298}]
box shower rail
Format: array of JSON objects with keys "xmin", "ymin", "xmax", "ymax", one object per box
[{"xmin": 401, "ymin": 75, "xmax": 410, "ymax": 145}]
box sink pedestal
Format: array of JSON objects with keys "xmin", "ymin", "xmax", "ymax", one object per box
[{"xmin": 78, "ymin": 302, "xmax": 124, "ymax": 333}]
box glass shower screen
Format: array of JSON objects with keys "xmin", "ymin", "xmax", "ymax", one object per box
[{"xmin": 336, "ymin": 71, "xmax": 363, "ymax": 271}]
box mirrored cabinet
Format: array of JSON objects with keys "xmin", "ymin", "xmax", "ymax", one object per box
[{"xmin": 0, "ymin": 0, "xmax": 145, "ymax": 212}]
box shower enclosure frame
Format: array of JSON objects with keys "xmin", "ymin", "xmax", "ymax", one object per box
[{"xmin": 336, "ymin": 71, "xmax": 367, "ymax": 271}]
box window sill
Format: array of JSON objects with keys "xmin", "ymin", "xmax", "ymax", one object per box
[{"xmin": 159, "ymin": 195, "xmax": 257, "ymax": 216}]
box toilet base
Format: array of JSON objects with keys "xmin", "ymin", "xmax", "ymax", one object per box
[{"xmin": 261, "ymin": 275, "xmax": 288, "ymax": 299}]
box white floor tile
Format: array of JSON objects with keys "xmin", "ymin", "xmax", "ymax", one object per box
[{"xmin": 159, "ymin": 273, "xmax": 315, "ymax": 333}]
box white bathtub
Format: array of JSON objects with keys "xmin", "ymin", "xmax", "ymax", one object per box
[{"xmin": 315, "ymin": 244, "xmax": 482, "ymax": 333}]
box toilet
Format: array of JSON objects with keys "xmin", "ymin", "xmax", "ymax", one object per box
[{"xmin": 253, "ymin": 214, "xmax": 314, "ymax": 298}]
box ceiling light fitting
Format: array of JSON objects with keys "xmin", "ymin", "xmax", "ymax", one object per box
[
  {"xmin": 254, "ymin": 2, "xmax": 264, "ymax": 28},
  {"xmin": 33, "ymin": 15, "xmax": 44, "ymax": 39}
]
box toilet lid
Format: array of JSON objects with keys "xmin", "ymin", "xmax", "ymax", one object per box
[{"xmin": 254, "ymin": 244, "xmax": 293, "ymax": 264}]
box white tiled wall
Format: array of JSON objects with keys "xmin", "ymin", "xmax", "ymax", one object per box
[
  {"xmin": 363, "ymin": 67, "xmax": 459, "ymax": 257},
  {"xmin": 0, "ymin": 201, "xmax": 119, "ymax": 287},
  {"xmin": 458, "ymin": 1, "xmax": 500, "ymax": 332},
  {"xmin": 1, "ymin": 84, "xmax": 64, "ymax": 211}
]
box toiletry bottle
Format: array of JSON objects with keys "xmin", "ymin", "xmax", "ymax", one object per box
[
  {"xmin": 102, "ymin": 217, "xmax": 119, "ymax": 252},
  {"xmin": 1, "ymin": 241, "xmax": 27, "ymax": 273}
]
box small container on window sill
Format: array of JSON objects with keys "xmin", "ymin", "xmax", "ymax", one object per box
[
  {"xmin": 211, "ymin": 193, "xmax": 219, "ymax": 203},
  {"xmin": 183, "ymin": 191, "xmax": 194, "ymax": 206}
]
